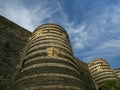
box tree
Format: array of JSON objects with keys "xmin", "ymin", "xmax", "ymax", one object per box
[{"xmin": 101, "ymin": 79, "xmax": 120, "ymax": 90}]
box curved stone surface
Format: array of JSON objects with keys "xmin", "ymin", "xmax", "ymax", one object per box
[
  {"xmin": 88, "ymin": 58, "xmax": 117, "ymax": 85},
  {"xmin": 14, "ymin": 23, "xmax": 84, "ymax": 90}
]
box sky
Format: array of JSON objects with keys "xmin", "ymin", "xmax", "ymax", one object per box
[{"xmin": 0, "ymin": 0, "xmax": 120, "ymax": 68}]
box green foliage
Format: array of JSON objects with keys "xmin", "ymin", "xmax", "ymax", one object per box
[{"xmin": 101, "ymin": 79, "xmax": 120, "ymax": 90}]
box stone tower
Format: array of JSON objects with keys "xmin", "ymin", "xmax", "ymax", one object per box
[
  {"xmin": 88, "ymin": 58, "xmax": 117, "ymax": 88},
  {"xmin": 14, "ymin": 24, "xmax": 84, "ymax": 90}
]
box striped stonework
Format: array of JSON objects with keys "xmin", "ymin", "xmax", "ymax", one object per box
[
  {"xmin": 14, "ymin": 24, "xmax": 85, "ymax": 90},
  {"xmin": 88, "ymin": 58, "xmax": 117, "ymax": 87}
]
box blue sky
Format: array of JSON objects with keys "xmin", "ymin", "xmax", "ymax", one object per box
[{"xmin": 0, "ymin": 0, "xmax": 120, "ymax": 68}]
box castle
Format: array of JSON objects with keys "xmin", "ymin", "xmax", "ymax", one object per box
[
  {"xmin": 0, "ymin": 16, "xmax": 119, "ymax": 90},
  {"xmin": 13, "ymin": 23, "xmax": 96, "ymax": 90}
]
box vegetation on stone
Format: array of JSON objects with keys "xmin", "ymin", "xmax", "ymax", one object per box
[{"xmin": 101, "ymin": 79, "xmax": 120, "ymax": 90}]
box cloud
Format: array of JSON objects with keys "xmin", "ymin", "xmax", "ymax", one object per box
[
  {"xmin": 0, "ymin": 0, "xmax": 61, "ymax": 31},
  {"xmin": 67, "ymin": 25, "xmax": 88, "ymax": 49},
  {"xmin": 0, "ymin": 0, "xmax": 34, "ymax": 30},
  {"xmin": 77, "ymin": 2, "xmax": 120, "ymax": 63},
  {"xmin": 29, "ymin": 0, "xmax": 61, "ymax": 25}
]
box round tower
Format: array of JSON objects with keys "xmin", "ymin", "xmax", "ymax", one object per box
[
  {"xmin": 14, "ymin": 24, "xmax": 84, "ymax": 90},
  {"xmin": 88, "ymin": 58, "xmax": 117, "ymax": 87}
]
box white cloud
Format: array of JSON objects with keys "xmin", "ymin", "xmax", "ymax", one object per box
[
  {"xmin": 78, "ymin": 4, "xmax": 120, "ymax": 62},
  {"xmin": 0, "ymin": 0, "xmax": 34, "ymax": 30},
  {"xmin": 68, "ymin": 25, "xmax": 88, "ymax": 49},
  {"xmin": 0, "ymin": 0, "xmax": 61, "ymax": 31}
]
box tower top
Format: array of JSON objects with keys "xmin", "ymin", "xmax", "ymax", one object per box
[{"xmin": 34, "ymin": 23, "xmax": 67, "ymax": 34}]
